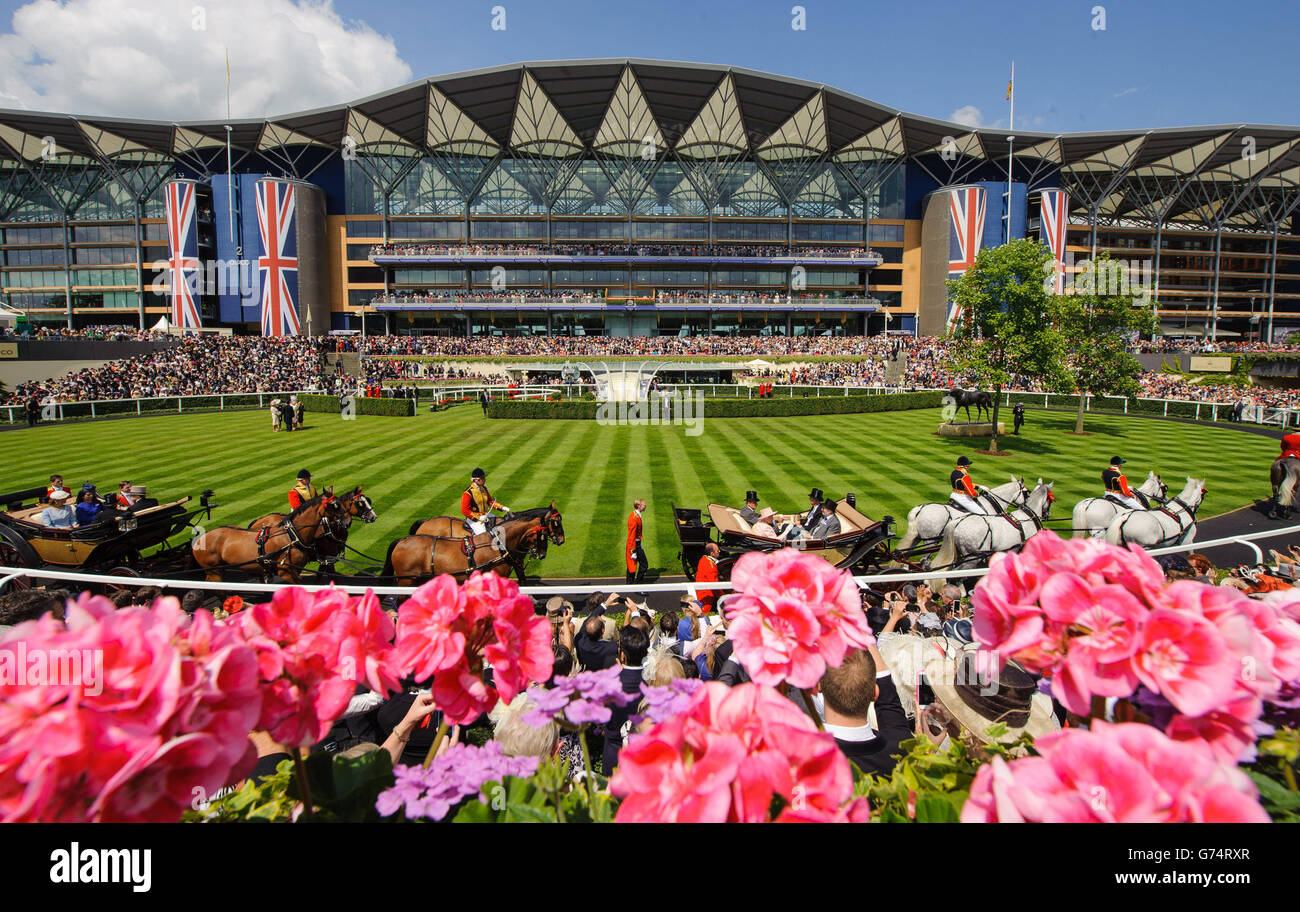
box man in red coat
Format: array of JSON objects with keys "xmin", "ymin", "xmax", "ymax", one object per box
[
  {"xmin": 626, "ymin": 498, "xmax": 647, "ymax": 583},
  {"xmin": 1278, "ymin": 432, "xmax": 1300, "ymax": 462},
  {"xmin": 695, "ymin": 543, "xmax": 721, "ymax": 611}
]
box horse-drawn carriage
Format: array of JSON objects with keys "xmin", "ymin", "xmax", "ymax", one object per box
[
  {"xmin": 0, "ymin": 485, "xmax": 215, "ymax": 592},
  {"xmin": 672, "ymin": 499, "xmax": 897, "ymax": 581}
]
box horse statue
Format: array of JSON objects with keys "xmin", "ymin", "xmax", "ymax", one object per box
[
  {"xmin": 1269, "ymin": 458, "xmax": 1300, "ymax": 519},
  {"xmin": 950, "ymin": 386, "xmax": 992, "ymax": 422},
  {"xmin": 1070, "ymin": 471, "xmax": 1167, "ymax": 539},
  {"xmin": 896, "ymin": 476, "xmax": 1028, "ymax": 552},
  {"xmin": 1103, "ymin": 478, "xmax": 1206, "ymax": 549},
  {"xmin": 191, "ymin": 493, "xmax": 350, "ymax": 583},
  {"xmin": 381, "ymin": 505, "xmax": 565, "ymax": 585},
  {"xmin": 247, "ymin": 486, "xmax": 378, "ymax": 571},
  {"xmin": 928, "ymin": 479, "xmax": 1055, "ymax": 586}
]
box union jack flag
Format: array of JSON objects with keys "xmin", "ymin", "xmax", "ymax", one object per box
[
  {"xmin": 164, "ymin": 181, "xmax": 202, "ymax": 330},
  {"xmin": 1040, "ymin": 189, "xmax": 1069, "ymax": 294},
  {"xmin": 947, "ymin": 186, "xmax": 987, "ymax": 331},
  {"xmin": 256, "ymin": 181, "xmax": 301, "ymax": 336}
]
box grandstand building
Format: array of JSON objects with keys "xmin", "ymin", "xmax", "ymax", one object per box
[{"xmin": 0, "ymin": 59, "xmax": 1297, "ymax": 340}]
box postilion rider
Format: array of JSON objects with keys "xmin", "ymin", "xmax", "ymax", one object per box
[
  {"xmin": 461, "ymin": 467, "xmax": 510, "ymax": 535},
  {"xmin": 1278, "ymin": 432, "xmax": 1300, "ymax": 463},
  {"xmin": 287, "ymin": 469, "xmax": 317, "ymax": 510},
  {"xmin": 949, "ymin": 456, "xmax": 992, "ymax": 516},
  {"xmin": 1102, "ymin": 456, "xmax": 1144, "ymax": 511}
]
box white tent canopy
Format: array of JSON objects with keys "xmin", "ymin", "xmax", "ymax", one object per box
[
  {"xmin": 150, "ymin": 315, "xmax": 170, "ymax": 331},
  {"xmin": 0, "ymin": 306, "xmax": 18, "ymax": 328}
]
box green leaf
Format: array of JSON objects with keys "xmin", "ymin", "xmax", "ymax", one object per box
[{"xmin": 913, "ymin": 795, "xmax": 961, "ymax": 823}]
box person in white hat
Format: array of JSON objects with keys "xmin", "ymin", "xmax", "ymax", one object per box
[
  {"xmin": 40, "ymin": 489, "xmax": 78, "ymax": 528},
  {"xmin": 270, "ymin": 398, "xmax": 282, "ymax": 432},
  {"xmin": 919, "ymin": 641, "xmax": 1059, "ymax": 748}
]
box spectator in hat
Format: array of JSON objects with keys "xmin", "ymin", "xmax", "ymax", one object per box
[
  {"xmin": 40, "ymin": 490, "xmax": 77, "ymax": 528},
  {"xmin": 920, "ymin": 643, "xmax": 1059, "ymax": 748},
  {"xmin": 805, "ymin": 499, "xmax": 842, "ymax": 540},
  {"xmin": 739, "ymin": 490, "xmax": 760, "ymax": 525},
  {"xmin": 114, "ymin": 480, "xmax": 133, "ymax": 510},
  {"xmin": 809, "ymin": 644, "xmax": 911, "ymax": 778},
  {"xmin": 270, "ymin": 398, "xmax": 283, "ymax": 432},
  {"xmin": 751, "ymin": 507, "xmax": 778, "ymax": 538}
]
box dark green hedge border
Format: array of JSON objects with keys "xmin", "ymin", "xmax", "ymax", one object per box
[
  {"xmin": 298, "ymin": 394, "xmax": 414, "ymax": 417},
  {"xmin": 486, "ymin": 391, "xmax": 942, "ymax": 420}
]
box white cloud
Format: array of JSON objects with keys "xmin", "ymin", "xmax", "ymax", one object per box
[
  {"xmin": 0, "ymin": 0, "xmax": 413, "ymax": 119},
  {"xmin": 1113, "ymin": 87, "xmax": 1140, "ymax": 99},
  {"xmin": 949, "ymin": 105, "xmax": 985, "ymax": 128}
]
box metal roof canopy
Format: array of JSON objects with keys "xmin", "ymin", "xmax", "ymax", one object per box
[{"xmin": 0, "ymin": 59, "xmax": 1291, "ymax": 227}]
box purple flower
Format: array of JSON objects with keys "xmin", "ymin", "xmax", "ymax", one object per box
[
  {"xmin": 522, "ymin": 667, "xmax": 638, "ymax": 728},
  {"xmin": 376, "ymin": 742, "xmax": 539, "ymax": 821},
  {"xmin": 632, "ymin": 678, "xmax": 703, "ymax": 725}
]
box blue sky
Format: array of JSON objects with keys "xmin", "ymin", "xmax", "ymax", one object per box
[{"xmin": 0, "ymin": 0, "xmax": 1294, "ymax": 128}]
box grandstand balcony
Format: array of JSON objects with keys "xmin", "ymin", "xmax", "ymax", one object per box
[{"xmin": 368, "ymin": 248, "xmax": 885, "ymax": 268}]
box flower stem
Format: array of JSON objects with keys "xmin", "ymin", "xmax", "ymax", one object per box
[
  {"xmin": 421, "ymin": 717, "xmax": 449, "ymax": 769},
  {"xmin": 292, "ymin": 749, "xmax": 314, "ymax": 820},
  {"xmin": 578, "ymin": 724, "xmax": 596, "ymax": 805},
  {"xmin": 799, "ymin": 688, "xmax": 825, "ymax": 731}
]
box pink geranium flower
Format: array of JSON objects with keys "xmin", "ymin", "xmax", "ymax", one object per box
[
  {"xmin": 0, "ymin": 595, "xmax": 262, "ymax": 823},
  {"xmin": 396, "ymin": 572, "xmax": 553, "ymax": 725},
  {"xmin": 234, "ymin": 586, "xmax": 402, "ymax": 747},
  {"xmin": 610, "ymin": 682, "xmax": 864, "ymax": 823},
  {"xmin": 962, "ymin": 722, "xmax": 1267, "ymax": 823},
  {"xmin": 724, "ymin": 550, "xmax": 874, "ymax": 688},
  {"xmin": 1132, "ymin": 607, "xmax": 1238, "ymax": 718}
]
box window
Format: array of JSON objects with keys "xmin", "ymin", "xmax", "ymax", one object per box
[
  {"xmin": 551, "ymin": 221, "xmax": 625, "ymax": 239},
  {"xmin": 470, "ymin": 221, "xmax": 545, "ymax": 240},
  {"xmin": 388, "ymin": 220, "xmax": 463, "ymax": 239},
  {"xmin": 793, "ymin": 222, "xmax": 864, "ymax": 243},
  {"xmin": 869, "ymin": 224, "xmax": 905, "ymax": 243},
  {"xmin": 632, "ymin": 221, "xmax": 709, "ymax": 241},
  {"xmin": 346, "ymin": 220, "xmax": 385, "ymax": 238}
]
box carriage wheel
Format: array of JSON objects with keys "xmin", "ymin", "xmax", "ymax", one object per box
[
  {"xmin": 104, "ymin": 566, "xmax": 142, "ymax": 595},
  {"xmin": 0, "ymin": 542, "xmax": 33, "ymax": 596}
]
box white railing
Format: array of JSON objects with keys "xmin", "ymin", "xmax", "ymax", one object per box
[
  {"xmin": 1, "ymin": 390, "xmax": 318, "ymax": 425},
  {"xmin": 998, "ymin": 390, "xmax": 1300, "ymax": 427},
  {"xmin": 2, "ymin": 524, "xmax": 1296, "ymax": 599}
]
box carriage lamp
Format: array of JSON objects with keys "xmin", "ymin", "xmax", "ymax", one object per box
[
  {"xmin": 117, "ymin": 516, "xmax": 138, "ymax": 532},
  {"xmin": 201, "ymin": 489, "xmax": 214, "ymax": 509},
  {"xmin": 881, "ymin": 516, "xmax": 896, "ymax": 539}
]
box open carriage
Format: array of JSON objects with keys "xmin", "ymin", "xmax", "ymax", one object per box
[
  {"xmin": 672, "ymin": 499, "xmax": 898, "ymax": 581},
  {"xmin": 0, "ymin": 485, "xmax": 215, "ymax": 591}
]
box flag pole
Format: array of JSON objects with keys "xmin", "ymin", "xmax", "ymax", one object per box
[
  {"xmin": 1006, "ymin": 61, "xmax": 1015, "ymax": 244},
  {"xmin": 225, "ymin": 48, "xmax": 235, "ymax": 268}
]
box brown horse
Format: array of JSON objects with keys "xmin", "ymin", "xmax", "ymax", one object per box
[
  {"xmin": 407, "ymin": 503, "xmax": 558, "ymax": 540},
  {"xmin": 382, "ymin": 505, "xmax": 565, "ymax": 585},
  {"xmin": 249, "ymin": 486, "xmax": 377, "ymax": 567},
  {"xmin": 191, "ymin": 495, "xmax": 350, "ymax": 582}
]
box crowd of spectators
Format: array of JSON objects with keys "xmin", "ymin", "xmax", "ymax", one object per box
[
  {"xmin": 0, "ymin": 324, "xmax": 161, "ymax": 341},
  {"xmin": 8, "ymin": 329, "xmax": 1300, "ymax": 412},
  {"xmin": 370, "ymin": 242, "xmax": 881, "ymax": 260},
  {"xmin": 4, "ymin": 335, "xmax": 333, "ymax": 404}
]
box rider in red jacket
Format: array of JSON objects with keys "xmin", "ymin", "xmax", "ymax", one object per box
[{"xmin": 1278, "ymin": 433, "xmax": 1300, "ymax": 461}]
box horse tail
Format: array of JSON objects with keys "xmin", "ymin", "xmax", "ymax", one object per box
[
  {"xmin": 928, "ymin": 527, "xmax": 958, "ymax": 589},
  {"xmin": 408, "ymin": 518, "xmax": 425, "ymax": 537},
  {"xmin": 1102, "ymin": 514, "xmax": 1127, "ymax": 547},
  {"xmin": 896, "ymin": 507, "xmax": 921, "ymax": 551},
  {"xmin": 1281, "ymin": 461, "xmax": 1299, "ymax": 507},
  {"xmin": 381, "ymin": 538, "xmax": 400, "ymax": 580},
  {"xmin": 1071, "ymin": 499, "xmax": 1090, "ymax": 540}
]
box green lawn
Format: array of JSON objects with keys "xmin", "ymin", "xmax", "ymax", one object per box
[{"xmin": 0, "ymin": 404, "xmax": 1275, "ymax": 578}]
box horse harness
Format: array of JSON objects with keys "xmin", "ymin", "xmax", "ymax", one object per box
[
  {"xmin": 458, "ymin": 515, "xmax": 554, "ymax": 576},
  {"xmin": 253, "ymin": 501, "xmax": 344, "ymax": 575},
  {"xmin": 1115, "ymin": 493, "xmax": 1199, "ymax": 545}
]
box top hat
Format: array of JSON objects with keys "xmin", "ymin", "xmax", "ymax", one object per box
[{"xmin": 744, "ymin": 490, "xmax": 758, "ymax": 504}]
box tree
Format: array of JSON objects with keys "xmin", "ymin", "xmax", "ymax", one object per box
[
  {"xmin": 1050, "ymin": 252, "xmax": 1158, "ymax": 433},
  {"xmin": 948, "ymin": 239, "xmax": 1071, "ymax": 453}
]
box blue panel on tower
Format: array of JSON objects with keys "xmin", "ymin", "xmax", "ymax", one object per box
[{"xmin": 212, "ymin": 173, "xmax": 266, "ymax": 324}]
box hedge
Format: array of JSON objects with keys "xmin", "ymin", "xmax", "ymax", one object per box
[
  {"xmin": 486, "ymin": 390, "xmax": 942, "ymax": 420},
  {"xmin": 298, "ymin": 394, "xmax": 414, "ymax": 417}
]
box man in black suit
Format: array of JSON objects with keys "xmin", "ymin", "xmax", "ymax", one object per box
[
  {"xmin": 602, "ymin": 625, "xmax": 650, "ymax": 775},
  {"xmin": 801, "ymin": 488, "xmax": 824, "ymax": 531},
  {"xmin": 812, "ymin": 645, "xmax": 911, "ymax": 779},
  {"xmin": 1012, "ymin": 402, "xmax": 1025, "ymax": 435},
  {"xmin": 574, "ymin": 612, "xmax": 618, "ymax": 671},
  {"xmin": 738, "ymin": 491, "xmax": 761, "ymax": 525}
]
